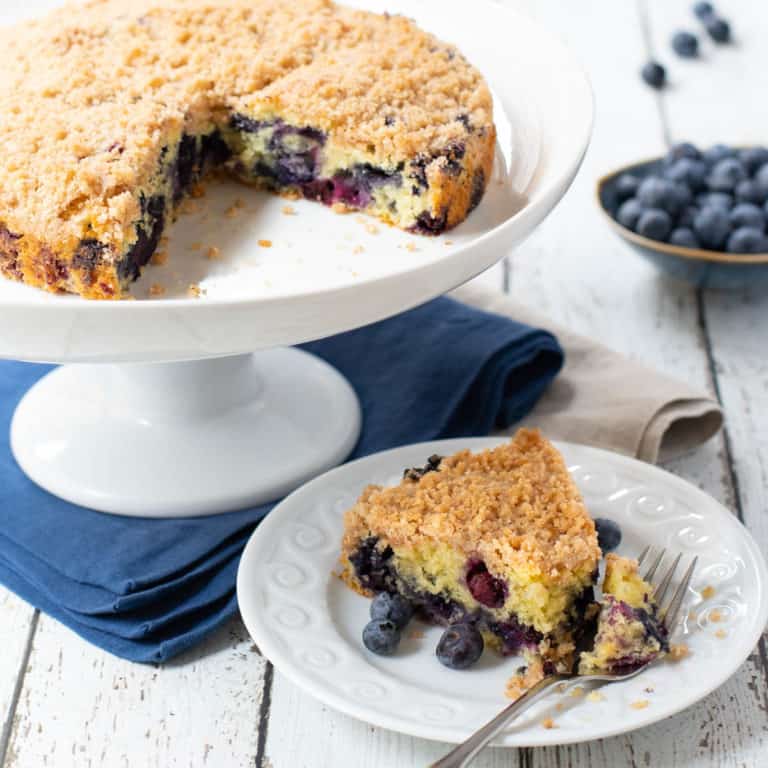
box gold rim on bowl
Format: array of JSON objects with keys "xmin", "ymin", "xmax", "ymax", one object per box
[{"xmin": 595, "ymin": 156, "xmax": 768, "ymax": 265}]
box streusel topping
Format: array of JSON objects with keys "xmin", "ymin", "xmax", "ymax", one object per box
[
  {"xmin": 343, "ymin": 430, "xmax": 600, "ymax": 585},
  {"xmin": 0, "ymin": 0, "xmax": 493, "ymax": 249}
]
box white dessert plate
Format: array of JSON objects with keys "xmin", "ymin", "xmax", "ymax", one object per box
[
  {"xmin": 237, "ymin": 437, "xmax": 768, "ymax": 747},
  {"xmin": 0, "ymin": 0, "xmax": 592, "ymax": 363}
]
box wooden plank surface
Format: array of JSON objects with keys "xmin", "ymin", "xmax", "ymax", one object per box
[
  {"xmin": 3, "ymin": 616, "xmax": 266, "ymax": 768},
  {"xmin": 0, "ymin": 595, "xmax": 36, "ymax": 767}
]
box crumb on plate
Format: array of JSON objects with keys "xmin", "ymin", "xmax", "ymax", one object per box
[
  {"xmin": 630, "ymin": 700, "xmax": 650, "ymax": 710},
  {"xmin": 281, "ymin": 204, "xmax": 297, "ymax": 215},
  {"xmin": 258, "ymin": 239, "xmax": 273, "ymax": 248},
  {"xmin": 190, "ymin": 183, "xmax": 206, "ymax": 199},
  {"xmin": 708, "ymin": 609, "xmax": 723, "ymax": 623},
  {"xmin": 715, "ymin": 628, "xmax": 728, "ymax": 639},
  {"xmin": 149, "ymin": 283, "xmax": 165, "ymax": 297},
  {"xmin": 669, "ymin": 643, "xmax": 690, "ymax": 661},
  {"xmin": 587, "ymin": 691, "xmax": 605, "ymax": 703},
  {"xmin": 542, "ymin": 718, "xmax": 557, "ymax": 730},
  {"xmin": 206, "ymin": 246, "xmax": 222, "ymax": 260},
  {"xmin": 150, "ymin": 250, "xmax": 168, "ymax": 266},
  {"xmin": 701, "ymin": 585, "xmax": 716, "ymax": 599}
]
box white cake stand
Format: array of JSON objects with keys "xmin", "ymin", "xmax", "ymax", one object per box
[{"xmin": 0, "ymin": 0, "xmax": 593, "ymax": 517}]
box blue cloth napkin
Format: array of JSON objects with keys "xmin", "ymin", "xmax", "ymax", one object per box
[{"xmin": 0, "ymin": 297, "xmax": 563, "ymax": 662}]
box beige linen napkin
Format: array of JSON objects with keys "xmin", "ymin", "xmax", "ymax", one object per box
[{"xmin": 454, "ymin": 285, "xmax": 723, "ymax": 464}]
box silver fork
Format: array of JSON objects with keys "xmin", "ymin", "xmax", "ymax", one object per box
[{"xmin": 429, "ymin": 547, "xmax": 696, "ymax": 768}]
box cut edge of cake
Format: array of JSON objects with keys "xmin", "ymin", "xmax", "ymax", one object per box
[{"xmin": 340, "ymin": 429, "xmax": 601, "ymax": 686}]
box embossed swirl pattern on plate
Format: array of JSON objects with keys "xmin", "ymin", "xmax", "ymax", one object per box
[{"xmin": 238, "ymin": 438, "xmax": 767, "ymax": 748}]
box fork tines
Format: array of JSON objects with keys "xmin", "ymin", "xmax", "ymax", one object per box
[{"xmin": 637, "ymin": 546, "xmax": 697, "ymax": 632}]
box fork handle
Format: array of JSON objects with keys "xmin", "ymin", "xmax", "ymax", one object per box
[{"xmin": 428, "ymin": 675, "xmax": 569, "ymax": 768}]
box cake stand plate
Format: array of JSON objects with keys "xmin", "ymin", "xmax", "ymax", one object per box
[{"xmin": 0, "ymin": 0, "xmax": 593, "ymax": 516}]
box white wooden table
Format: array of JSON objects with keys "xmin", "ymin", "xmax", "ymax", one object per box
[{"xmin": 2, "ymin": 1, "xmax": 767, "ymax": 766}]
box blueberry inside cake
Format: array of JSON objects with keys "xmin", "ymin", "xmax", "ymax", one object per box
[
  {"xmin": 0, "ymin": 0, "xmax": 495, "ymax": 299},
  {"xmin": 340, "ymin": 430, "xmax": 601, "ymax": 680},
  {"xmin": 578, "ymin": 553, "xmax": 668, "ymax": 675}
]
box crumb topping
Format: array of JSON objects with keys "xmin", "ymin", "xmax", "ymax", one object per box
[
  {"xmin": 343, "ymin": 429, "xmax": 599, "ymax": 585},
  {"xmin": 0, "ymin": 0, "xmax": 493, "ymax": 250}
]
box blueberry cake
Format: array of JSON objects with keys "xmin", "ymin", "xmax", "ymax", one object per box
[
  {"xmin": 0, "ymin": 0, "xmax": 495, "ymax": 299},
  {"xmin": 340, "ymin": 430, "xmax": 601, "ymax": 679},
  {"xmin": 578, "ymin": 553, "xmax": 668, "ymax": 675}
]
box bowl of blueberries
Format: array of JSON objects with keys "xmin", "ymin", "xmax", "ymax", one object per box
[{"xmin": 598, "ymin": 143, "xmax": 768, "ymax": 290}]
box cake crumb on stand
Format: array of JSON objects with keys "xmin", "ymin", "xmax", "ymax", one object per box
[
  {"xmin": 701, "ymin": 585, "xmax": 716, "ymax": 599},
  {"xmin": 630, "ymin": 700, "xmax": 650, "ymax": 710},
  {"xmin": 149, "ymin": 283, "xmax": 165, "ymax": 297},
  {"xmin": 206, "ymin": 246, "xmax": 222, "ymax": 260},
  {"xmin": 587, "ymin": 690, "xmax": 605, "ymax": 703},
  {"xmin": 541, "ymin": 717, "xmax": 558, "ymax": 730}
]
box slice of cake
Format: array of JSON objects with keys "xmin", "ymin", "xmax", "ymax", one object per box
[
  {"xmin": 0, "ymin": 0, "xmax": 495, "ymax": 299},
  {"xmin": 578, "ymin": 553, "xmax": 668, "ymax": 674},
  {"xmin": 340, "ymin": 429, "xmax": 601, "ymax": 678}
]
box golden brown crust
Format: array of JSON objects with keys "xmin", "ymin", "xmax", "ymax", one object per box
[
  {"xmin": 340, "ymin": 429, "xmax": 600, "ymax": 588},
  {"xmin": 0, "ymin": 0, "xmax": 495, "ymax": 299}
]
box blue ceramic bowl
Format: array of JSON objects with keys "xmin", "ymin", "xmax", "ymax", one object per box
[{"xmin": 597, "ymin": 158, "xmax": 768, "ymax": 290}]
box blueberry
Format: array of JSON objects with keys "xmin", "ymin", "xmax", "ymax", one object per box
[
  {"xmin": 697, "ymin": 191, "xmax": 734, "ymax": 210},
  {"xmin": 707, "ymin": 158, "xmax": 748, "ymax": 192},
  {"xmin": 466, "ymin": 560, "xmax": 506, "ymax": 608},
  {"xmin": 641, "ymin": 61, "xmax": 666, "ymax": 89},
  {"xmin": 637, "ymin": 209, "xmax": 673, "ymax": 241},
  {"xmin": 705, "ymin": 17, "xmax": 731, "ymax": 43},
  {"xmin": 436, "ymin": 623, "xmax": 484, "ymax": 670},
  {"xmin": 594, "ymin": 518, "xmax": 622, "ymax": 553},
  {"xmin": 637, "ymin": 177, "xmax": 682, "ymax": 214},
  {"xmin": 664, "ymin": 158, "xmax": 707, "ymax": 190},
  {"xmin": 678, "ymin": 205, "xmax": 699, "ymax": 228},
  {"xmin": 703, "ymin": 144, "xmax": 737, "ymax": 167},
  {"xmin": 694, "ymin": 206, "xmax": 732, "ymax": 249},
  {"xmin": 739, "ymin": 147, "xmax": 768, "ymax": 174},
  {"xmin": 671, "ymin": 31, "xmax": 699, "ymax": 57},
  {"xmin": 666, "ymin": 142, "xmax": 702, "ymax": 164},
  {"xmin": 362, "ymin": 620, "xmax": 401, "ymax": 655},
  {"xmin": 729, "ymin": 203, "xmax": 766, "ymax": 231},
  {"xmin": 693, "ymin": 1, "xmax": 715, "ymax": 19},
  {"xmin": 670, "ymin": 227, "xmax": 701, "ymax": 248},
  {"xmin": 370, "ymin": 592, "xmax": 414, "ymax": 629},
  {"xmin": 726, "ymin": 227, "xmax": 768, "ymax": 254},
  {"xmin": 617, "ymin": 198, "xmax": 644, "ymax": 230},
  {"xmin": 616, "ymin": 173, "xmax": 640, "ymax": 200},
  {"xmin": 735, "ymin": 180, "xmax": 766, "ymax": 205},
  {"xmin": 755, "ymin": 164, "xmax": 768, "ymax": 197},
  {"xmin": 672, "ymin": 182, "xmax": 693, "ymax": 210}
]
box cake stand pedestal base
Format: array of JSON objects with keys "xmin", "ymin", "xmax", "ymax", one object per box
[{"xmin": 10, "ymin": 349, "xmax": 361, "ymax": 518}]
